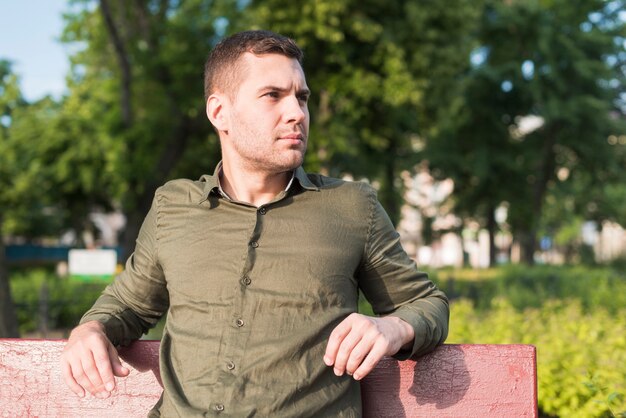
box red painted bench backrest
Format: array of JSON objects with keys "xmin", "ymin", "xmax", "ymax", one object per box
[{"xmin": 0, "ymin": 340, "xmax": 537, "ymax": 417}]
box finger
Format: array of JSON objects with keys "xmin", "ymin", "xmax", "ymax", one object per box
[
  {"xmin": 81, "ymin": 344, "xmax": 113, "ymax": 398},
  {"xmin": 352, "ymin": 338, "xmax": 389, "ymax": 381},
  {"xmin": 108, "ymin": 344, "xmax": 130, "ymax": 378},
  {"xmin": 324, "ymin": 317, "xmax": 353, "ymax": 366},
  {"xmin": 70, "ymin": 356, "xmax": 97, "ymax": 397},
  {"xmin": 344, "ymin": 335, "xmax": 376, "ymax": 376},
  {"xmin": 332, "ymin": 329, "xmax": 364, "ymax": 376},
  {"xmin": 80, "ymin": 355, "xmax": 104, "ymax": 396},
  {"xmin": 61, "ymin": 358, "xmax": 85, "ymax": 397},
  {"xmin": 92, "ymin": 344, "xmax": 117, "ymax": 394}
]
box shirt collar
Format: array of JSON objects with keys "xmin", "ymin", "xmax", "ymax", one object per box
[
  {"xmin": 198, "ymin": 164, "xmax": 221, "ymax": 203},
  {"xmin": 198, "ymin": 162, "xmax": 319, "ymax": 204},
  {"xmin": 293, "ymin": 166, "xmax": 320, "ymax": 191}
]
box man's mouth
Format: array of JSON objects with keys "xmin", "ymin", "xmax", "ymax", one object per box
[{"xmin": 279, "ymin": 133, "xmax": 304, "ymax": 140}]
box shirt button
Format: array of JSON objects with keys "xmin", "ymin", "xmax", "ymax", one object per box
[
  {"xmin": 226, "ymin": 361, "xmax": 235, "ymax": 370},
  {"xmin": 214, "ymin": 403, "xmax": 224, "ymax": 412},
  {"xmin": 242, "ymin": 276, "xmax": 252, "ymax": 286},
  {"xmin": 250, "ymin": 241, "xmax": 259, "ymax": 248},
  {"xmin": 258, "ymin": 207, "xmax": 267, "ymax": 215},
  {"xmin": 236, "ymin": 318, "xmax": 245, "ymax": 327}
]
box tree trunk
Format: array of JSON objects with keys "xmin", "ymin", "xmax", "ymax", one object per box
[
  {"xmin": 100, "ymin": 0, "xmax": 133, "ymax": 128},
  {"xmin": 379, "ymin": 145, "xmax": 400, "ymax": 226},
  {"xmin": 0, "ymin": 217, "xmax": 19, "ymax": 337},
  {"xmin": 520, "ymin": 231, "xmax": 536, "ymax": 265},
  {"xmin": 487, "ymin": 203, "xmax": 497, "ymax": 267},
  {"xmin": 520, "ymin": 126, "xmax": 559, "ymax": 265},
  {"xmin": 121, "ymin": 211, "xmax": 140, "ymax": 261},
  {"xmin": 119, "ymin": 115, "xmax": 199, "ymax": 261},
  {"xmin": 100, "ymin": 1, "xmax": 200, "ymax": 262}
]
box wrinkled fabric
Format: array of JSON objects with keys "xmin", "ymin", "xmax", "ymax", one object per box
[{"xmin": 81, "ymin": 166, "xmax": 449, "ymax": 417}]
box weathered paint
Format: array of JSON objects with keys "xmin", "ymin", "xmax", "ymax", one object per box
[
  {"xmin": 0, "ymin": 340, "xmax": 536, "ymax": 417},
  {"xmin": 361, "ymin": 344, "xmax": 538, "ymax": 418},
  {"xmin": 0, "ymin": 339, "xmax": 162, "ymax": 418}
]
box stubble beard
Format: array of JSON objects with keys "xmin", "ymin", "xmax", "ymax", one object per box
[{"xmin": 230, "ymin": 122, "xmax": 307, "ymax": 174}]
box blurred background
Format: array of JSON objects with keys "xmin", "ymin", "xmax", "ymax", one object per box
[{"xmin": 1, "ymin": 0, "xmax": 625, "ymax": 416}]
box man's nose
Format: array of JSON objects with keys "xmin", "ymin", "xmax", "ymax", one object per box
[{"xmin": 283, "ymin": 96, "xmax": 307, "ymax": 124}]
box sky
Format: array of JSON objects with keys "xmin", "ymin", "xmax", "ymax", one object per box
[{"xmin": 0, "ymin": 0, "xmax": 70, "ymax": 102}]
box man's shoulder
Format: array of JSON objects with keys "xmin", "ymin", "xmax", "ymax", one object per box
[
  {"xmin": 306, "ymin": 173, "xmax": 375, "ymax": 194},
  {"xmin": 154, "ymin": 176, "xmax": 211, "ymax": 204},
  {"xmin": 303, "ymin": 172, "xmax": 377, "ymax": 202}
]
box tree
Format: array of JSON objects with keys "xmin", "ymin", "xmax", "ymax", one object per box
[
  {"xmin": 61, "ymin": 0, "xmax": 221, "ymax": 259},
  {"xmin": 0, "ymin": 64, "xmax": 66, "ymax": 336},
  {"xmin": 540, "ymin": 126, "xmax": 626, "ymax": 263},
  {"xmin": 50, "ymin": 0, "xmax": 484, "ymax": 254},
  {"xmin": 429, "ymin": 0, "xmax": 626, "ymax": 264},
  {"xmin": 230, "ymin": 0, "xmax": 482, "ymax": 224},
  {"xmin": 428, "ymin": 63, "xmax": 525, "ymax": 266},
  {"xmin": 0, "ymin": 62, "xmax": 91, "ymax": 336},
  {"xmin": 0, "ymin": 60, "xmax": 21, "ymax": 337},
  {"xmin": 509, "ymin": 0, "xmax": 625, "ymax": 263}
]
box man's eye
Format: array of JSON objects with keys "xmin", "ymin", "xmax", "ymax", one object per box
[{"xmin": 264, "ymin": 92, "xmax": 279, "ymax": 99}]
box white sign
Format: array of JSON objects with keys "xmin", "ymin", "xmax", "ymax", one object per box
[{"xmin": 68, "ymin": 249, "xmax": 117, "ymax": 276}]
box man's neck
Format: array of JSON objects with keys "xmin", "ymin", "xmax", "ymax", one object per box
[{"xmin": 219, "ymin": 161, "xmax": 293, "ymax": 207}]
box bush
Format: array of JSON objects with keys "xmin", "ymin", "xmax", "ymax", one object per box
[
  {"xmin": 436, "ymin": 265, "xmax": 626, "ymax": 313},
  {"xmin": 438, "ymin": 265, "xmax": 626, "ymax": 416},
  {"xmin": 448, "ymin": 298, "xmax": 626, "ymax": 417},
  {"xmin": 10, "ymin": 265, "xmax": 625, "ymax": 416},
  {"xmin": 10, "ymin": 268, "xmax": 108, "ymax": 335}
]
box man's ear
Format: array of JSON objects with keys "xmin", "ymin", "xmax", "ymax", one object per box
[{"xmin": 206, "ymin": 93, "xmax": 229, "ymax": 133}]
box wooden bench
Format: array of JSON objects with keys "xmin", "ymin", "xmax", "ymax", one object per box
[{"xmin": 0, "ymin": 339, "xmax": 537, "ymax": 417}]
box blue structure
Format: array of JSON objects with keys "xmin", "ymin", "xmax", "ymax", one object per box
[{"xmin": 5, "ymin": 244, "xmax": 122, "ymax": 265}]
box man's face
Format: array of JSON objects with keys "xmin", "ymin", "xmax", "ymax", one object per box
[{"xmin": 221, "ymin": 53, "xmax": 310, "ymax": 173}]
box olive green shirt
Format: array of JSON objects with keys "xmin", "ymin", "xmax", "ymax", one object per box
[{"xmin": 81, "ymin": 166, "xmax": 449, "ymax": 417}]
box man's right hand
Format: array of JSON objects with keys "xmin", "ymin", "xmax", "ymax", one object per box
[{"xmin": 60, "ymin": 320, "xmax": 130, "ymax": 398}]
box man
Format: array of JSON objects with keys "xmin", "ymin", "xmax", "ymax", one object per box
[{"xmin": 61, "ymin": 30, "xmax": 449, "ymax": 417}]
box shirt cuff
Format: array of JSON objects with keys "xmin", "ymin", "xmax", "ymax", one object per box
[
  {"xmin": 387, "ymin": 303, "xmax": 447, "ymax": 360},
  {"xmin": 80, "ymin": 311, "xmax": 139, "ymax": 347}
]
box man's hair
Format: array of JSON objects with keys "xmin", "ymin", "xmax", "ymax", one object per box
[{"xmin": 204, "ymin": 30, "xmax": 304, "ymax": 100}]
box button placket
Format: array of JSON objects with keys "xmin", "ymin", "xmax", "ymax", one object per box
[{"xmin": 208, "ymin": 206, "xmax": 255, "ymax": 415}]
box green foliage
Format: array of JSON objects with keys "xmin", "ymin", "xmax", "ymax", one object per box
[
  {"xmin": 55, "ymin": 0, "xmax": 221, "ymax": 256},
  {"xmin": 449, "ymin": 298, "xmax": 626, "ymax": 417},
  {"xmin": 235, "ymin": 0, "xmax": 483, "ymax": 223},
  {"xmin": 440, "ymin": 265, "xmax": 626, "ymax": 417},
  {"xmin": 427, "ymin": 0, "xmax": 626, "ymax": 262},
  {"xmin": 1, "ymin": 57, "xmax": 113, "ymax": 239},
  {"xmin": 9, "ymin": 269, "xmax": 107, "ymax": 334},
  {"xmin": 4, "ymin": 0, "xmax": 624, "ymax": 259},
  {"xmin": 437, "ymin": 264, "xmax": 626, "ymax": 314}
]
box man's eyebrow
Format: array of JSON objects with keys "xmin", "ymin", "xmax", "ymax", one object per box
[{"xmin": 258, "ymin": 85, "xmax": 311, "ymax": 96}]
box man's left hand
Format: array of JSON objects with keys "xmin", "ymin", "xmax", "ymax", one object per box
[{"xmin": 323, "ymin": 313, "xmax": 414, "ymax": 381}]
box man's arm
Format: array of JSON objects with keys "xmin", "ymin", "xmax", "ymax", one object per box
[
  {"xmin": 61, "ymin": 195, "xmax": 169, "ymax": 397},
  {"xmin": 324, "ymin": 188, "xmax": 449, "ymax": 380}
]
